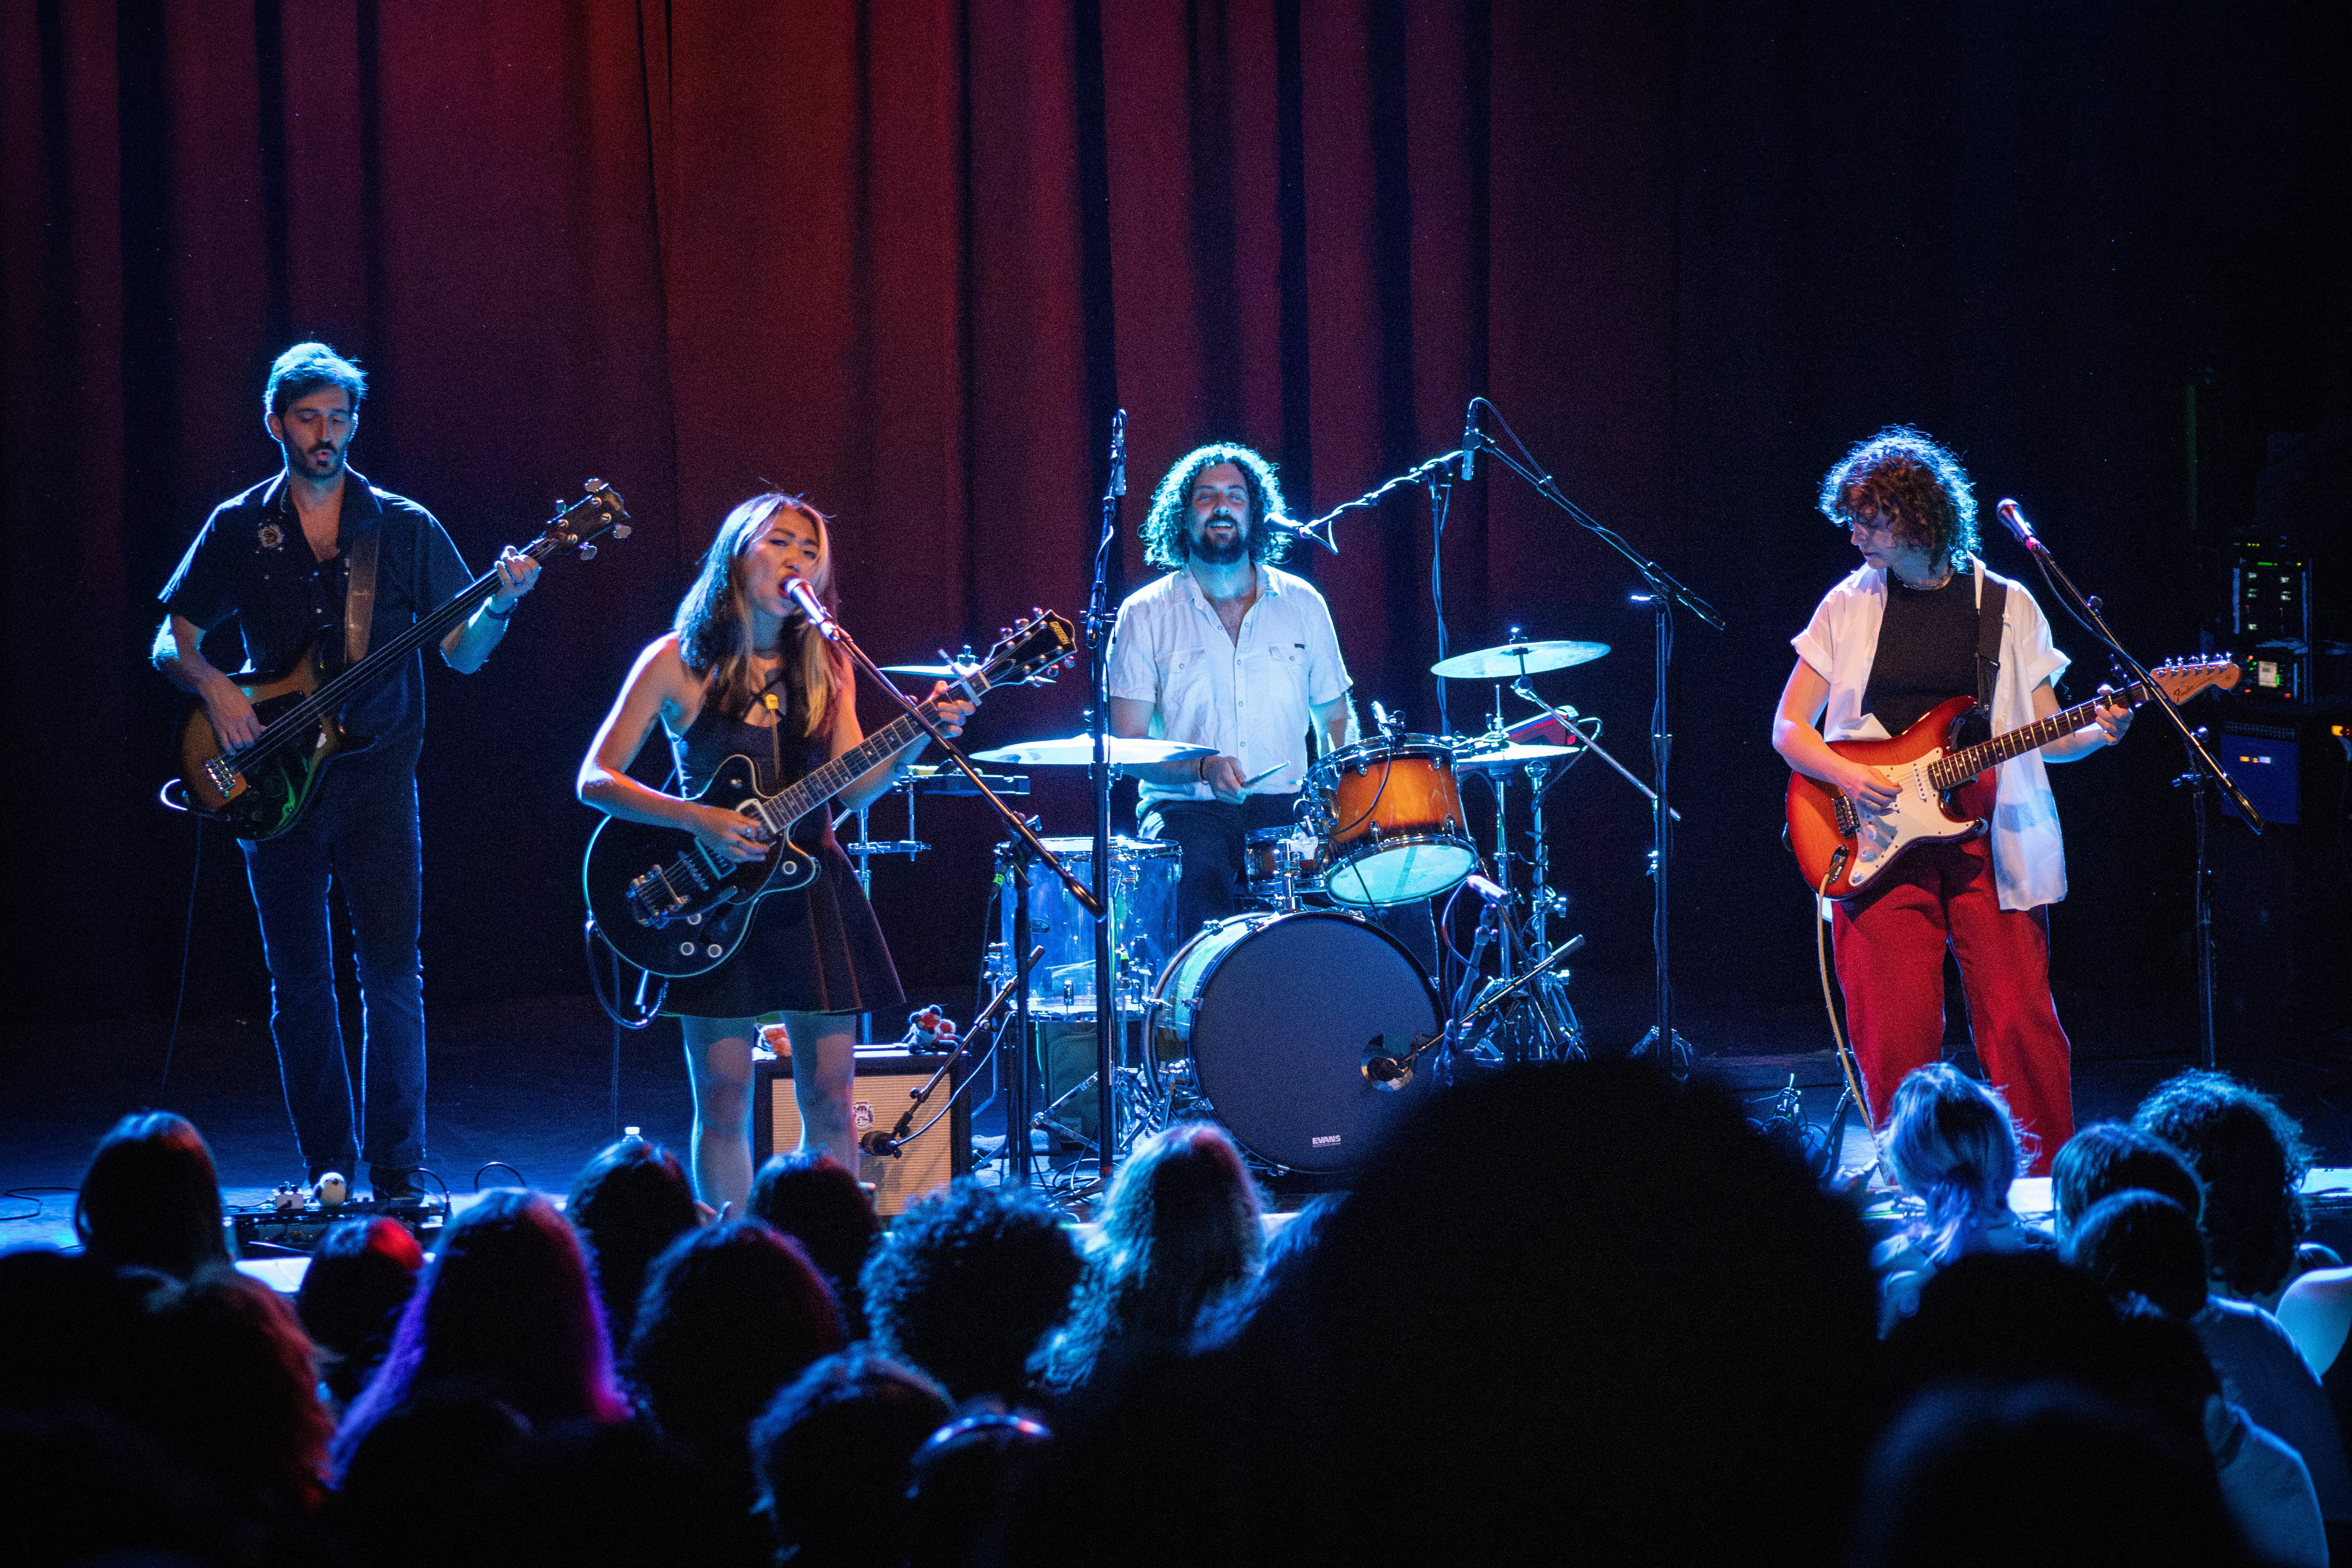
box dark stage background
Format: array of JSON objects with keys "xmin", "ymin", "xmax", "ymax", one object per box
[{"xmin": 4, "ymin": 2, "xmax": 2344, "ymax": 1064}]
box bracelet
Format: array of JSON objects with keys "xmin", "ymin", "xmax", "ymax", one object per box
[
  {"xmin": 483, "ymin": 599, "xmax": 517, "ymax": 622},
  {"xmin": 1195, "ymin": 756, "xmax": 1209, "ymax": 783}
]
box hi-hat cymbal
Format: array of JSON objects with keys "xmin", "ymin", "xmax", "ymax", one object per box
[
  {"xmin": 971, "ymin": 735, "xmax": 1216, "ymax": 767},
  {"xmin": 1431, "ymin": 639, "xmax": 1609, "ymax": 681}
]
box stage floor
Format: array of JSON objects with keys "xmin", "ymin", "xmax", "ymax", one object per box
[{"xmin": 5, "ymin": 991, "xmax": 2346, "ymax": 1254}]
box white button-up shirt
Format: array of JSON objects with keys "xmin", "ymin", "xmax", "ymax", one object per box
[
  {"xmin": 1106, "ymin": 563, "xmax": 1351, "ymax": 805},
  {"xmin": 1792, "ymin": 556, "xmax": 2071, "ymax": 911}
]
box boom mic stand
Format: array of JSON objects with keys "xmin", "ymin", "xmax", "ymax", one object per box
[
  {"xmin": 1461, "ymin": 399, "xmax": 1721, "ymax": 1077},
  {"xmin": 1995, "ymin": 497, "xmax": 2262, "ymax": 1072},
  {"xmin": 792, "ymin": 591, "xmax": 1102, "ymax": 1189}
]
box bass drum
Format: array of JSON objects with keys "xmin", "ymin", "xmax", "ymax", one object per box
[{"xmin": 1152, "ymin": 910, "xmax": 1438, "ymax": 1173}]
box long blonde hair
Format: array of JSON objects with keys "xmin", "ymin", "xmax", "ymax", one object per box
[{"xmin": 674, "ymin": 493, "xmax": 845, "ymax": 737}]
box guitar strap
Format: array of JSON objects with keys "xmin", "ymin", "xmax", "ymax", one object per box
[
  {"xmin": 1972, "ymin": 556, "xmax": 2006, "ymax": 715},
  {"xmin": 342, "ymin": 505, "xmax": 383, "ymax": 668}
]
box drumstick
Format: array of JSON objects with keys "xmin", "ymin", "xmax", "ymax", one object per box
[{"xmin": 1237, "ymin": 764, "xmax": 1286, "ymax": 789}]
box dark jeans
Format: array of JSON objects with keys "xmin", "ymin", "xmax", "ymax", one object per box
[
  {"xmin": 240, "ymin": 744, "xmax": 427, "ymax": 1175},
  {"xmin": 1141, "ymin": 795, "xmax": 1439, "ymax": 973}
]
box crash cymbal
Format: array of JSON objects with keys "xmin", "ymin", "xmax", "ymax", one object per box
[
  {"xmin": 971, "ymin": 735, "xmax": 1217, "ymax": 767},
  {"xmin": 1452, "ymin": 740, "xmax": 1578, "ymax": 773},
  {"xmin": 1430, "ymin": 639, "xmax": 1609, "ymax": 681}
]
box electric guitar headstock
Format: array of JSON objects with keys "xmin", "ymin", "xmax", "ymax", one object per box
[
  {"xmin": 2145, "ymin": 654, "xmax": 2243, "ymax": 707},
  {"xmin": 956, "ymin": 610, "xmax": 1078, "ymax": 700}
]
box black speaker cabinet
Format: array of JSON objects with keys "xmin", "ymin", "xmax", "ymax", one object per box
[{"xmin": 751, "ymin": 1048, "xmax": 970, "ymax": 1217}]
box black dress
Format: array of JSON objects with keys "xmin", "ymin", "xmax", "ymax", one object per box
[{"xmin": 657, "ymin": 657, "xmax": 906, "ymax": 1021}]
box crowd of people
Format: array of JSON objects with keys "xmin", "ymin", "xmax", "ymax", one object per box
[{"xmin": 5, "ymin": 1060, "xmax": 2349, "ymax": 1566}]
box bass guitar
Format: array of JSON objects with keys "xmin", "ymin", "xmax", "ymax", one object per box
[
  {"xmin": 171, "ymin": 481, "xmax": 632, "ymax": 841},
  {"xmin": 1785, "ymin": 654, "xmax": 2240, "ymax": 899},
  {"xmin": 583, "ymin": 610, "xmax": 1076, "ymax": 978}
]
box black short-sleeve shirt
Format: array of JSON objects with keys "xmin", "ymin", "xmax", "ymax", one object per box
[{"xmin": 159, "ymin": 468, "xmax": 473, "ymax": 749}]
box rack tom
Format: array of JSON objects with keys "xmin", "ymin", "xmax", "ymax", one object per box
[{"xmin": 1303, "ymin": 735, "xmax": 1476, "ymax": 906}]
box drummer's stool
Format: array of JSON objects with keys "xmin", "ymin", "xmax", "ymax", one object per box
[{"xmin": 752, "ymin": 1047, "xmax": 971, "ymax": 1219}]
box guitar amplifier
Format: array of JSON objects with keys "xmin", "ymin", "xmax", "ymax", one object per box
[{"xmin": 751, "ymin": 1048, "xmax": 970, "ymax": 1218}]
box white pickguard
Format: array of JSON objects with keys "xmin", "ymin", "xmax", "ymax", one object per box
[{"xmin": 1844, "ymin": 745, "xmax": 1981, "ymax": 890}]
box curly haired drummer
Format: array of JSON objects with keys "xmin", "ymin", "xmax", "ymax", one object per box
[{"xmin": 1106, "ymin": 444, "xmax": 1357, "ymax": 940}]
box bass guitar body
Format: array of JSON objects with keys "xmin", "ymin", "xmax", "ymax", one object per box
[
  {"xmin": 1785, "ymin": 695, "xmax": 1995, "ymax": 901},
  {"xmin": 175, "ymin": 639, "xmax": 375, "ymax": 841},
  {"xmin": 582, "ymin": 755, "xmax": 824, "ymax": 979}
]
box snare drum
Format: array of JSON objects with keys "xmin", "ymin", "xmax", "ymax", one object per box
[
  {"xmin": 1244, "ymin": 826, "xmax": 1323, "ymax": 908},
  {"xmin": 1152, "ymin": 909, "xmax": 1437, "ymax": 1172},
  {"xmin": 1303, "ymin": 735, "xmax": 1477, "ymax": 906},
  {"xmin": 996, "ymin": 836, "xmax": 1180, "ymax": 1018}
]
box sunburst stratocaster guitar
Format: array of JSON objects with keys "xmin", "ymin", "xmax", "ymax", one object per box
[
  {"xmin": 1785, "ymin": 655, "xmax": 2240, "ymax": 899},
  {"xmin": 582, "ymin": 610, "xmax": 1076, "ymax": 978},
  {"xmin": 171, "ymin": 481, "xmax": 631, "ymax": 841}
]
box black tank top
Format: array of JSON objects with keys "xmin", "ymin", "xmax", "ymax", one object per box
[
  {"xmin": 671, "ymin": 643, "xmax": 821, "ymax": 799},
  {"xmin": 1862, "ymin": 573, "xmax": 1978, "ymax": 736}
]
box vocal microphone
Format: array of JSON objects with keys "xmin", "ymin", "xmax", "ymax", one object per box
[
  {"xmin": 1994, "ymin": 498, "xmax": 2039, "ymax": 549},
  {"xmin": 1108, "ymin": 408, "xmax": 1128, "ymax": 498},
  {"xmin": 784, "ymin": 577, "xmax": 839, "ymax": 639},
  {"xmin": 1462, "ymin": 400, "xmax": 1478, "ymax": 481},
  {"xmin": 858, "ymin": 1127, "xmax": 903, "ymax": 1159}
]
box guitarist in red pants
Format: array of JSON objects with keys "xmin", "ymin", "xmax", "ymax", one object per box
[
  {"xmin": 152, "ymin": 342, "xmax": 538, "ymax": 1200},
  {"xmin": 1771, "ymin": 427, "xmax": 2130, "ymax": 1175}
]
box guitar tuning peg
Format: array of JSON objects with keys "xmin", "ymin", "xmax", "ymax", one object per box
[
  {"xmin": 577, "ymin": 543, "xmax": 597, "ymax": 560},
  {"xmin": 612, "ymin": 523, "xmax": 631, "ymax": 539}
]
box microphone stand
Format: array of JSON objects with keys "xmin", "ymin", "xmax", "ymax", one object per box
[
  {"xmin": 1463, "ymin": 403, "xmax": 1720, "ymax": 1078},
  {"xmin": 2001, "ymin": 508, "xmax": 2261, "ymax": 1072},
  {"xmin": 798, "ymin": 595, "xmax": 1102, "ymax": 1189},
  {"xmin": 1085, "ymin": 409, "xmax": 1127, "ymax": 1190}
]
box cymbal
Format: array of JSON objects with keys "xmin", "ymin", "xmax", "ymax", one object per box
[
  {"xmin": 971, "ymin": 735, "xmax": 1216, "ymax": 767},
  {"xmin": 1431, "ymin": 639, "xmax": 1609, "ymax": 681},
  {"xmin": 1454, "ymin": 741, "xmax": 1578, "ymax": 772}
]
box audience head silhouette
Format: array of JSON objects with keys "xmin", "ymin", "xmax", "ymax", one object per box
[
  {"xmin": 565, "ymin": 1135, "xmax": 699, "ymax": 1349},
  {"xmin": 2135, "ymin": 1069, "xmax": 2312, "ymax": 1298},
  {"xmin": 74, "ymin": 1111, "xmax": 229, "ymax": 1279},
  {"xmin": 861, "ymin": 1179, "xmax": 1083, "ymax": 1403}
]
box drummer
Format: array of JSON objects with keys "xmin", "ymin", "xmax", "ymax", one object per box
[{"xmin": 1107, "ymin": 444, "xmax": 1356, "ymax": 942}]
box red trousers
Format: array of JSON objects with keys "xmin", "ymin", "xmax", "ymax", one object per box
[{"xmin": 1831, "ymin": 835, "xmax": 2074, "ymax": 1176}]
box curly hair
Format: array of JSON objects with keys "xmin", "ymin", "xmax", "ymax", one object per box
[
  {"xmin": 859, "ymin": 1179, "xmax": 1082, "ymax": 1402},
  {"xmin": 1140, "ymin": 443, "xmax": 1294, "ymax": 571},
  {"xmin": 1817, "ymin": 426, "xmax": 1980, "ymax": 573},
  {"xmin": 2133, "ymin": 1070, "xmax": 2313, "ymax": 1298}
]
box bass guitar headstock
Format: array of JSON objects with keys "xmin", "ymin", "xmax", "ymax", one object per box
[{"xmin": 525, "ymin": 479, "xmax": 632, "ymax": 564}]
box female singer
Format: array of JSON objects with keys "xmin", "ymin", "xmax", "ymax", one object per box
[{"xmin": 580, "ymin": 494, "xmax": 970, "ymax": 1211}]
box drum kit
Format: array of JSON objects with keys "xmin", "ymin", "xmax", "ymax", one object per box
[{"xmin": 831, "ymin": 634, "xmax": 1630, "ymax": 1182}]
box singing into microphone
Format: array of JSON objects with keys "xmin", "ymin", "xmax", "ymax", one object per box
[{"xmin": 784, "ymin": 575, "xmax": 838, "ymax": 638}]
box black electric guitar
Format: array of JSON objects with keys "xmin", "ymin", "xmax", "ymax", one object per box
[
  {"xmin": 170, "ymin": 481, "xmax": 632, "ymax": 841},
  {"xmin": 583, "ymin": 610, "xmax": 1076, "ymax": 978}
]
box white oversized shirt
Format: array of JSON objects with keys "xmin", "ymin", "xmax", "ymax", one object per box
[
  {"xmin": 1106, "ymin": 563, "xmax": 1350, "ymax": 805},
  {"xmin": 1791, "ymin": 557, "xmax": 2071, "ymax": 911}
]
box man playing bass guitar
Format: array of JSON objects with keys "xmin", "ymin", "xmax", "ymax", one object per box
[
  {"xmin": 1771, "ymin": 426, "xmax": 2130, "ymax": 1174},
  {"xmin": 152, "ymin": 342, "xmax": 539, "ymax": 1201}
]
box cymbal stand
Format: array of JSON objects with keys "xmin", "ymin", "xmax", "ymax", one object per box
[{"xmin": 1462, "ymin": 401, "xmax": 1719, "ymax": 1076}]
